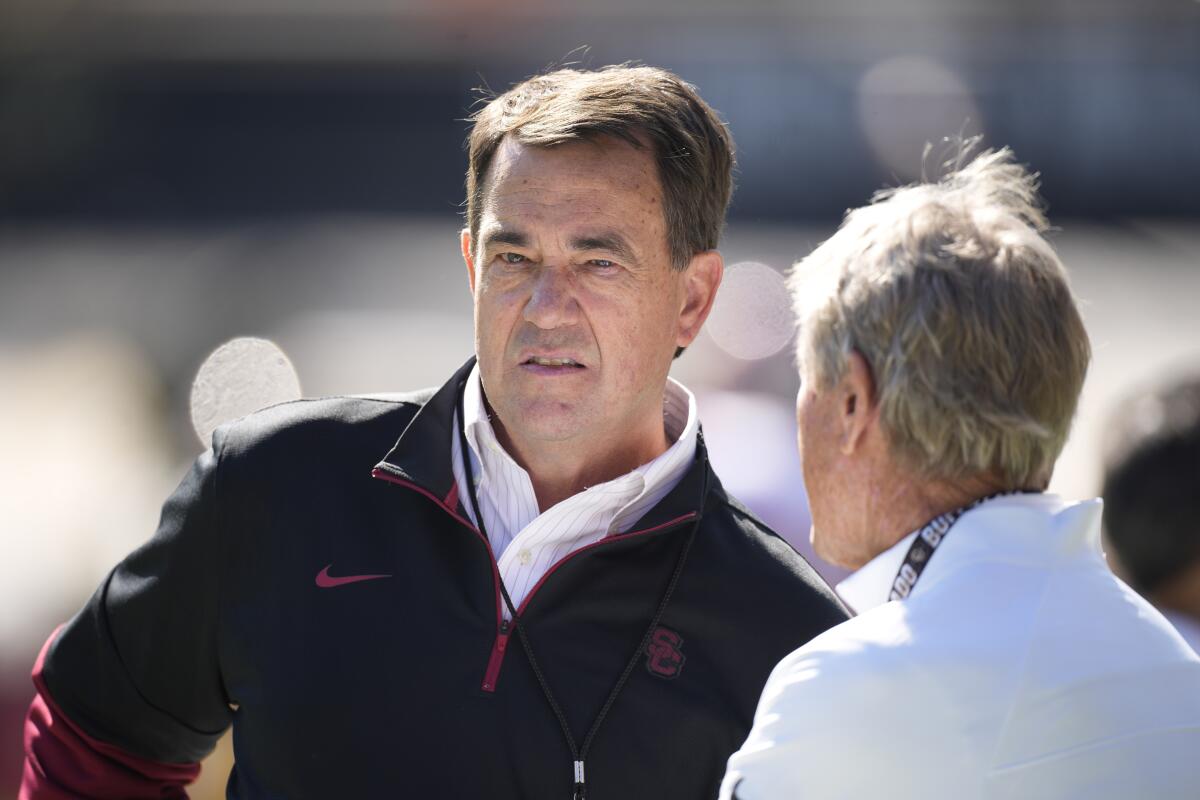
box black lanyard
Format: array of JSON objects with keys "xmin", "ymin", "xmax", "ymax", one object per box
[
  {"xmin": 889, "ymin": 491, "xmax": 1033, "ymax": 602},
  {"xmin": 454, "ymin": 378, "xmax": 706, "ymax": 799}
]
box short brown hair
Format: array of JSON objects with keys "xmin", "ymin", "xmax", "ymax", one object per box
[
  {"xmin": 465, "ymin": 65, "xmax": 735, "ymax": 271},
  {"xmin": 791, "ymin": 147, "xmax": 1091, "ymax": 489}
]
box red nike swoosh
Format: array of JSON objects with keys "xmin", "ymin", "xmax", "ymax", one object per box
[{"xmin": 315, "ymin": 564, "xmax": 393, "ymax": 588}]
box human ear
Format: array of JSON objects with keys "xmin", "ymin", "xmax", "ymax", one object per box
[
  {"xmin": 839, "ymin": 350, "xmax": 878, "ymax": 455},
  {"xmin": 675, "ymin": 250, "xmax": 724, "ymax": 348},
  {"xmin": 461, "ymin": 229, "xmax": 477, "ymax": 295}
]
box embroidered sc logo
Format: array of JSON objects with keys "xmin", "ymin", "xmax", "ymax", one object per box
[{"xmin": 645, "ymin": 626, "xmax": 686, "ymax": 679}]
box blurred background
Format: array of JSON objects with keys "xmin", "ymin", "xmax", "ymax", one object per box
[{"xmin": 2, "ymin": 0, "xmax": 1198, "ymax": 796}]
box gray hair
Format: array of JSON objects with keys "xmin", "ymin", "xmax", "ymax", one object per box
[{"xmin": 790, "ymin": 146, "xmax": 1091, "ymax": 488}]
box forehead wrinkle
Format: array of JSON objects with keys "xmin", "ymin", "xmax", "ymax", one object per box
[
  {"xmin": 479, "ymin": 137, "xmax": 670, "ymax": 265},
  {"xmin": 488, "ymin": 136, "xmax": 661, "ymax": 204}
]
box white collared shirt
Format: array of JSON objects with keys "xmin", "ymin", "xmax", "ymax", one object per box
[
  {"xmin": 833, "ymin": 525, "xmax": 920, "ymax": 615},
  {"xmin": 1163, "ymin": 610, "xmax": 1200, "ymax": 655},
  {"xmin": 722, "ymin": 493, "xmax": 1200, "ymax": 800},
  {"xmin": 450, "ymin": 363, "xmax": 697, "ymax": 617}
]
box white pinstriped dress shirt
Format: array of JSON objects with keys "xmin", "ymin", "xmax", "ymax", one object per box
[{"xmin": 450, "ymin": 363, "xmax": 698, "ymax": 618}]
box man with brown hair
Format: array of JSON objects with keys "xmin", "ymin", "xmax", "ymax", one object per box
[{"xmin": 22, "ymin": 65, "xmax": 847, "ymax": 799}]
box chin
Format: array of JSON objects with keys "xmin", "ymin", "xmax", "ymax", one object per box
[{"xmin": 510, "ymin": 400, "xmax": 591, "ymax": 441}]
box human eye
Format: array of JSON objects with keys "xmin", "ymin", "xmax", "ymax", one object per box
[
  {"xmin": 498, "ymin": 252, "xmax": 528, "ymax": 265},
  {"xmin": 586, "ymin": 258, "xmax": 619, "ymax": 273}
]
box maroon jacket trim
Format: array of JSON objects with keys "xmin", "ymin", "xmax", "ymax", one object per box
[
  {"xmin": 514, "ymin": 513, "xmax": 699, "ymax": 618},
  {"xmin": 371, "ymin": 467, "xmax": 482, "ymax": 539},
  {"xmin": 371, "ymin": 467, "xmax": 508, "ymax": 691},
  {"xmin": 481, "ymin": 624, "xmax": 510, "ymax": 692},
  {"xmin": 21, "ymin": 626, "xmax": 201, "ymax": 800},
  {"xmin": 372, "ymin": 467, "xmax": 699, "ymax": 694},
  {"xmin": 443, "ymin": 482, "xmax": 460, "ymax": 513}
]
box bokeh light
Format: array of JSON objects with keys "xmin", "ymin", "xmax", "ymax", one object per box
[
  {"xmin": 705, "ymin": 261, "xmax": 794, "ymax": 361},
  {"xmin": 190, "ymin": 337, "xmax": 302, "ymax": 445}
]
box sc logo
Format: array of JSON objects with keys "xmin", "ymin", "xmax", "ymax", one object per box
[{"xmin": 645, "ymin": 627, "xmax": 686, "ymax": 679}]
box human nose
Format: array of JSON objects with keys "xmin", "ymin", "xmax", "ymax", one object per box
[{"xmin": 522, "ymin": 267, "xmax": 580, "ymax": 330}]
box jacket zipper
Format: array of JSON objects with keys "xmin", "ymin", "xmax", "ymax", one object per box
[
  {"xmin": 482, "ymin": 618, "xmax": 511, "ymax": 692},
  {"xmin": 371, "ymin": 465, "xmax": 697, "ymax": 692}
]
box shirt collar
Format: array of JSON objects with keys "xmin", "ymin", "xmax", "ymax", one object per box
[
  {"xmin": 460, "ymin": 362, "xmax": 510, "ymax": 488},
  {"xmin": 835, "ymin": 530, "xmax": 917, "ymax": 615},
  {"xmin": 835, "ymin": 492, "xmax": 1104, "ymax": 615}
]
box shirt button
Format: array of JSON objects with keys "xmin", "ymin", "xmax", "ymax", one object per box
[{"xmin": 518, "ymin": 549, "xmax": 532, "ymax": 566}]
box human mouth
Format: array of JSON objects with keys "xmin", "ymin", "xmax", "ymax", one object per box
[
  {"xmin": 519, "ymin": 354, "xmax": 587, "ymax": 375},
  {"xmin": 525, "ymin": 356, "xmax": 583, "ymax": 367}
]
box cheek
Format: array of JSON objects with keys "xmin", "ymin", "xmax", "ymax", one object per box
[
  {"xmin": 603, "ymin": 282, "xmax": 683, "ymax": 350},
  {"xmin": 580, "ymin": 290, "xmax": 639, "ymax": 344},
  {"xmin": 797, "ymin": 432, "xmax": 821, "ymax": 507},
  {"xmin": 795, "ymin": 398, "xmax": 816, "ymax": 462},
  {"xmin": 796, "ymin": 401, "xmax": 832, "ymax": 499},
  {"xmin": 475, "ymin": 283, "xmax": 523, "ymax": 339}
]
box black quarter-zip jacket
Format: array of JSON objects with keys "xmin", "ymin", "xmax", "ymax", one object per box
[{"xmin": 41, "ymin": 358, "xmax": 849, "ymax": 799}]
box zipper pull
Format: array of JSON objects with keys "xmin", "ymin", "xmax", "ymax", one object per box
[
  {"xmin": 496, "ymin": 619, "xmax": 511, "ymax": 656},
  {"xmin": 572, "ymin": 760, "xmax": 585, "ymax": 800}
]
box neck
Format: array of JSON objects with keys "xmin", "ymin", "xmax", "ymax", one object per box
[
  {"xmin": 862, "ymin": 471, "xmax": 1003, "ymax": 563},
  {"xmin": 488, "ymin": 400, "xmax": 670, "ymax": 512}
]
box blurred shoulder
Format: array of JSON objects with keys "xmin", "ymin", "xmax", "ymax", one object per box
[
  {"xmin": 211, "ymin": 387, "xmax": 436, "ymax": 463},
  {"xmin": 706, "ymin": 488, "xmax": 845, "ymax": 610}
]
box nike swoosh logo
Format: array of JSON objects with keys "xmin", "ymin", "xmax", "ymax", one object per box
[{"xmin": 315, "ymin": 564, "xmax": 393, "ymax": 588}]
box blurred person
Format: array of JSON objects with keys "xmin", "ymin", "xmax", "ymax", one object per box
[
  {"xmin": 720, "ymin": 146, "xmax": 1200, "ymax": 799},
  {"xmin": 1103, "ymin": 375, "xmax": 1200, "ymax": 654},
  {"xmin": 21, "ymin": 65, "xmax": 848, "ymax": 800}
]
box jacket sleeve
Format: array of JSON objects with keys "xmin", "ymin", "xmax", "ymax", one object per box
[
  {"xmin": 21, "ymin": 434, "xmax": 236, "ymax": 797},
  {"xmin": 21, "ymin": 633, "xmax": 201, "ymax": 799}
]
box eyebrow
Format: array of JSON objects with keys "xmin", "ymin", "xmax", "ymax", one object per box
[
  {"xmin": 570, "ymin": 232, "xmax": 638, "ymax": 264},
  {"xmin": 480, "ymin": 228, "xmax": 530, "ymax": 252},
  {"xmin": 481, "ymin": 227, "xmax": 641, "ymax": 265}
]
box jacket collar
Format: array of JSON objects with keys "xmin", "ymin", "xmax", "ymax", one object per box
[
  {"xmin": 836, "ymin": 493, "xmax": 1104, "ymax": 614},
  {"xmin": 373, "ymin": 356, "xmax": 719, "ymax": 533},
  {"xmin": 374, "ymin": 357, "xmax": 475, "ymax": 501},
  {"xmin": 630, "ymin": 427, "xmax": 718, "ymax": 533}
]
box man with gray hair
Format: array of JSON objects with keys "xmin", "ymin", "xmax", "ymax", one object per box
[{"xmin": 720, "ymin": 146, "xmax": 1200, "ymax": 799}]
